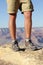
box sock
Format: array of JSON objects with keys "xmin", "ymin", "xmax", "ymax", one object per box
[
  {"xmin": 12, "ymin": 39, "xmax": 16, "ymax": 43},
  {"xmin": 25, "ymin": 38, "xmax": 31, "ymax": 42}
]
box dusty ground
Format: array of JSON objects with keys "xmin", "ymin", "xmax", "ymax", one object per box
[{"xmin": 0, "ymin": 43, "xmax": 43, "ymax": 65}]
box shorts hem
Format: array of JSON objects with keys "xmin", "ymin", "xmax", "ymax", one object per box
[
  {"xmin": 7, "ymin": 11, "xmax": 17, "ymax": 14},
  {"xmin": 22, "ymin": 9, "xmax": 34, "ymax": 13}
]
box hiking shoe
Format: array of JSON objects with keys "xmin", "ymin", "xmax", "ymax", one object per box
[
  {"xmin": 12, "ymin": 40, "xmax": 20, "ymax": 51},
  {"xmin": 25, "ymin": 40, "xmax": 39, "ymax": 51}
]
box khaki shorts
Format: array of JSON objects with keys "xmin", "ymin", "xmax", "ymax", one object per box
[{"xmin": 7, "ymin": 0, "xmax": 34, "ymax": 14}]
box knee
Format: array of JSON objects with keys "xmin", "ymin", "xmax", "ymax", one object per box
[
  {"xmin": 9, "ymin": 13, "xmax": 16, "ymax": 20},
  {"xmin": 24, "ymin": 11, "xmax": 32, "ymax": 19}
]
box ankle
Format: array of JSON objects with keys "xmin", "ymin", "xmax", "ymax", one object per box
[
  {"xmin": 25, "ymin": 38, "xmax": 31, "ymax": 42},
  {"xmin": 12, "ymin": 39, "xmax": 18, "ymax": 43}
]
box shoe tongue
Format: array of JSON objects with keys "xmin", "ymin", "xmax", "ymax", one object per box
[
  {"xmin": 14, "ymin": 40, "xmax": 18, "ymax": 44},
  {"xmin": 29, "ymin": 40, "xmax": 32, "ymax": 43},
  {"xmin": 29, "ymin": 40, "xmax": 35, "ymax": 46}
]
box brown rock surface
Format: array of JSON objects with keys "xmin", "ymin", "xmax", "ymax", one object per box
[{"xmin": 0, "ymin": 44, "xmax": 43, "ymax": 65}]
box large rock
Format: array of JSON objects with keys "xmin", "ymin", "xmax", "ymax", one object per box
[{"xmin": 0, "ymin": 44, "xmax": 43, "ymax": 65}]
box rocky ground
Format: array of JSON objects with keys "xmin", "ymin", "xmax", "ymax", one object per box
[
  {"xmin": 0, "ymin": 28, "xmax": 43, "ymax": 65},
  {"xmin": 0, "ymin": 44, "xmax": 43, "ymax": 65}
]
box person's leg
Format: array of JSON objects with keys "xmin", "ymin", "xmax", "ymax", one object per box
[
  {"xmin": 24, "ymin": 11, "xmax": 39, "ymax": 50},
  {"xmin": 24, "ymin": 11, "xmax": 32, "ymax": 40},
  {"xmin": 9, "ymin": 14, "xmax": 16, "ymax": 40},
  {"xmin": 7, "ymin": 0, "xmax": 20, "ymax": 41},
  {"xmin": 20, "ymin": 1, "xmax": 40, "ymax": 50},
  {"xmin": 21, "ymin": 0, "xmax": 34, "ymax": 41},
  {"xmin": 7, "ymin": 0, "xmax": 20, "ymax": 51}
]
